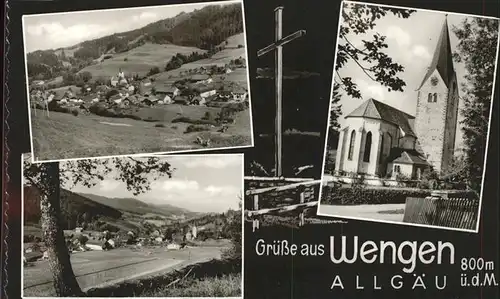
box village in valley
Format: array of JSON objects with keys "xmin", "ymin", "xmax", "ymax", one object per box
[
  {"xmin": 22, "ymin": 154, "xmax": 243, "ymax": 297},
  {"xmin": 31, "ymin": 60, "xmax": 248, "ymax": 111},
  {"xmin": 25, "ymin": 2, "xmax": 252, "ymax": 161},
  {"xmin": 30, "ymin": 56, "xmax": 249, "ymax": 118}
]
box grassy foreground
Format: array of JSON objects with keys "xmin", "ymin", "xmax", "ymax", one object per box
[
  {"xmin": 85, "ymin": 257, "xmax": 242, "ymax": 297},
  {"xmin": 144, "ymin": 273, "xmax": 241, "ymax": 297}
]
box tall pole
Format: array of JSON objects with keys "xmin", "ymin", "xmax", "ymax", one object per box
[
  {"xmin": 274, "ymin": 7, "xmax": 283, "ymax": 177},
  {"xmin": 258, "ymin": 6, "xmax": 305, "ymax": 177}
]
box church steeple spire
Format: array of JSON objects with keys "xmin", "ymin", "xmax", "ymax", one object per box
[{"xmin": 417, "ymin": 16, "xmax": 455, "ymax": 90}]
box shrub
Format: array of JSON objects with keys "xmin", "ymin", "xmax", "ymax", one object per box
[
  {"xmin": 24, "ymin": 234, "xmax": 35, "ymax": 243},
  {"xmin": 223, "ymin": 102, "xmax": 246, "ymax": 112},
  {"xmin": 215, "ymin": 102, "xmax": 246, "ymax": 124},
  {"xmin": 155, "ymin": 123, "xmax": 165, "ymax": 128},
  {"xmin": 105, "ymin": 89, "xmax": 119, "ymax": 99},
  {"xmin": 89, "ymin": 103, "xmax": 142, "ymax": 120},
  {"xmin": 124, "ymin": 57, "xmax": 128, "ymax": 61},
  {"xmin": 99, "ymin": 223, "xmax": 120, "ymax": 233},
  {"xmin": 321, "ymin": 185, "xmax": 431, "ymax": 205},
  {"xmin": 78, "ymin": 235, "xmax": 89, "ymax": 245},
  {"xmin": 172, "ymin": 116, "xmax": 217, "ymax": 126},
  {"xmin": 147, "ymin": 67, "xmax": 160, "ymax": 76},
  {"xmin": 71, "ymin": 109, "xmax": 79, "ymax": 116},
  {"xmin": 185, "ymin": 124, "xmax": 211, "ymax": 134},
  {"xmin": 31, "ymin": 242, "xmax": 42, "ymax": 252}
]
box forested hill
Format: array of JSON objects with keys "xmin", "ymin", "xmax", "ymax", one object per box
[
  {"xmin": 78, "ymin": 192, "xmax": 199, "ymax": 218},
  {"xmin": 23, "ymin": 186, "xmax": 123, "ymax": 229},
  {"xmin": 27, "ymin": 3, "xmax": 244, "ymax": 80}
]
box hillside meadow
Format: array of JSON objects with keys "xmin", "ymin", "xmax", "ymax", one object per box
[{"xmin": 30, "ymin": 105, "xmax": 252, "ymax": 161}]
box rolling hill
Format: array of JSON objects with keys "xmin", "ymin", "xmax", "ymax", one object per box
[
  {"xmin": 23, "ymin": 186, "xmax": 123, "ymax": 228},
  {"xmin": 23, "ymin": 184, "xmax": 200, "ymax": 237},
  {"xmin": 27, "ymin": 3, "xmax": 244, "ymax": 81},
  {"xmin": 77, "ymin": 192, "xmax": 198, "ymax": 219}
]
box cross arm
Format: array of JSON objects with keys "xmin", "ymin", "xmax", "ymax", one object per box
[{"xmin": 257, "ymin": 30, "xmax": 307, "ymax": 57}]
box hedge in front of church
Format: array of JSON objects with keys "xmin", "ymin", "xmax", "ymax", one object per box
[{"xmin": 321, "ymin": 185, "xmax": 431, "ymax": 205}]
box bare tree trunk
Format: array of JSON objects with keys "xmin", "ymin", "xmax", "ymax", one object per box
[{"xmin": 40, "ymin": 162, "xmax": 83, "ymax": 296}]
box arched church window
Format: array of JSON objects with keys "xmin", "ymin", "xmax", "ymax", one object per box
[
  {"xmin": 348, "ymin": 130, "xmax": 356, "ymax": 161},
  {"xmin": 433, "ymin": 93, "xmax": 438, "ymax": 102},
  {"xmin": 427, "ymin": 93, "xmax": 432, "ymax": 102},
  {"xmin": 363, "ymin": 132, "xmax": 372, "ymax": 162},
  {"xmin": 380, "ymin": 134, "xmax": 385, "ymax": 157}
]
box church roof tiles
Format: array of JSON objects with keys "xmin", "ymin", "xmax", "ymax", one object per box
[{"xmin": 345, "ymin": 98, "xmax": 416, "ymax": 137}]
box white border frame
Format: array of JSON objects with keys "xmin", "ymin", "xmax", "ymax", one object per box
[
  {"xmin": 21, "ymin": 152, "xmax": 245, "ymax": 299},
  {"xmin": 316, "ymin": 0, "xmax": 500, "ymax": 233},
  {"xmin": 22, "ymin": 0, "xmax": 254, "ymax": 164}
]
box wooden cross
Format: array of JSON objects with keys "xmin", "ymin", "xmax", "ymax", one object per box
[{"xmin": 257, "ymin": 6, "xmax": 306, "ymax": 177}]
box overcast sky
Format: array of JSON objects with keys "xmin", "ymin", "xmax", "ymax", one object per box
[
  {"xmin": 59, "ymin": 155, "xmax": 243, "ymax": 213},
  {"xmin": 22, "ymin": 1, "xmax": 237, "ymax": 53},
  {"xmin": 333, "ymin": 4, "xmax": 498, "ymax": 150}
]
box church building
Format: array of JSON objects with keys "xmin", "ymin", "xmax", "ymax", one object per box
[{"xmin": 334, "ymin": 17, "xmax": 459, "ymax": 180}]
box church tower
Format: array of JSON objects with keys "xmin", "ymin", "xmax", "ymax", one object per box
[{"xmin": 414, "ymin": 17, "xmax": 459, "ymax": 174}]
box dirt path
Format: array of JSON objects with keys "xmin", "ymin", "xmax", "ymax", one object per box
[
  {"xmin": 23, "ymin": 246, "xmax": 224, "ymax": 297},
  {"xmin": 318, "ymin": 204, "xmax": 405, "ymax": 223},
  {"xmin": 99, "ymin": 121, "xmax": 133, "ymax": 127}
]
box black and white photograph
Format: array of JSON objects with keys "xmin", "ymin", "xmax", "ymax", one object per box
[
  {"xmin": 318, "ymin": 1, "xmax": 499, "ymax": 232},
  {"xmin": 242, "ymin": 3, "xmax": 345, "ymax": 232},
  {"xmin": 21, "ymin": 153, "xmax": 243, "ymax": 297},
  {"xmin": 23, "ymin": 0, "xmax": 253, "ymax": 163}
]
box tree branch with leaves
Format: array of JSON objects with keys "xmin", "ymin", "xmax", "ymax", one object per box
[
  {"xmin": 329, "ymin": 3, "xmax": 415, "ymax": 131},
  {"xmin": 335, "ymin": 3, "xmax": 416, "ymax": 98}
]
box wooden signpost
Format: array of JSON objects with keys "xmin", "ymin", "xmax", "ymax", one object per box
[{"xmin": 257, "ymin": 6, "xmax": 306, "ymax": 177}]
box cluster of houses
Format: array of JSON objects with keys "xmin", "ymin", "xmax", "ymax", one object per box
[
  {"xmin": 23, "ymin": 223, "xmax": 205, "ymax": 264},
  {"xmin": 30, "ymin": 68, "xmax": 249, "ymax": 112}
]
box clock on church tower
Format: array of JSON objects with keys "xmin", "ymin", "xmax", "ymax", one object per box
[{"xmin": 430, "ymin": 76, "xmax": 439, "ymax": 86}]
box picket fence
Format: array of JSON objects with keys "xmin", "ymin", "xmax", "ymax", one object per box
[
  {"xmin": 403, "ymin": 191, "xmax": 479, "ymax": 230},
  {"xmin": 244, "ymin": 176, "xmax": 322, "ymax": 232}
]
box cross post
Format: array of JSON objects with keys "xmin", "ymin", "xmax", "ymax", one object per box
[{"xmin": 257, "ymin": 6, "xmax": 306, "ymax": 177}]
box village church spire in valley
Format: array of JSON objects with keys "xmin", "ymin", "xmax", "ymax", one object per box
[{"xmin": 334, "ymin": 17, "xmax": 459, "ymax": 182}]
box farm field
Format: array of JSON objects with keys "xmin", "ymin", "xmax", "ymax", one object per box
[
  {"xmin": 30, "ymin": 104, "xmax": 252, "ymax": 161},
  {"xmin": 78, "ymin": 43, "xmax": 206, "ymax": 79},
  {"xmin": 152, "ymin": 33, "xmax": 247, "ymax": 85},
  {"xmin": 23, "ymin": 245, "xmax": 227, "ymax": 297}
]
